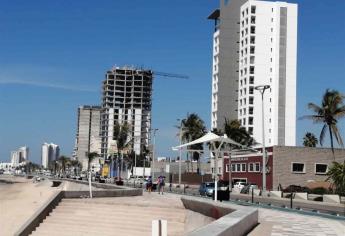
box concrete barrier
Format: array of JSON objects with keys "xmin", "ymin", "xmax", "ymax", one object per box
[
  {"xmin": 269, "ymin": 191, "xmax": 282, "ymax": 198},
  {"xmin": 294, "ymin": 192, "xmax": 308, "ymax": 200},
  {"xmin": 323, "ymin": 195, "xmax": 340, "ymax": 204},
  {"xmin": 253, "ymin": 189, "xmax": 261, "ymax": 196},
  {"xmin": 181, "ymin": 197, "xmax": 258, "ymax": 236}
]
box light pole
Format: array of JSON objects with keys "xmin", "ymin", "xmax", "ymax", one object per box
[
  {"xmin": 255, "ymin": 85, "xmax": 270, "ymax": 193},
  {"xmin": 177, "ymin": 119, "xmax": 183, "ymax": 186},
  {"xmin": 151, "ymin": 128, "xmax": 158, "ymax": 180}
]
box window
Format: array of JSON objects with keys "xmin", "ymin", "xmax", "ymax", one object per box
[
  {"xmin": 250, "ymin": 36, "xmax": 255, "ymax": 44},
  {"xmin": 251, "ymin": 16, "xmax": 256, "ymax": 24},
  {"xmin": 241, "ymin": 163, "xmax": 246, "ymax": 172},
  {"xmin": 250, "ymin": 66, "xmax": 255, "ymax": 74},
  {"xmin": 315, "ymin": 164, "xmax": 328, "ymax": 175},
  {"xmin": 243, "ymin": 117, "xmax": 246, "ymax": 125},
  {"xmin": 236, "ymin": 164, "xmax": 241, "ymax": 172},
  {"xmin": 250, "ymin": 56, "xmax": 255, "ymax": 64},
  {"xmin": 249, "ymin": 87, "xmax": 254, "ymax": 94},
  {"xmin": 226, "ymin": 164, "xmax": 230, "ymax": 172},
  {"xmin": 250, "ymin": 26, "xmax": 256, "ymax": 34},
  {"xmin": 249, "ymin": 76, "xmax": 254, "ymax": 84},
  {"xmin": 249, "ymin": 97, "xmax": 254, "ymax": 104},
  {"xmin": 248, "ymin": 127, "xmax": 253, "ymax": 134},
  {"xmin": 249, "ymin": 116, "xmax": 253, "ymax": 125},
  {"xmin": 249, "ymin": 163, "xmax": 254, "ymax": 172},
  {"xmin": 255, "ymin": 163, "xmax": 260, "ymax": 172},
  {"xmin": 251, "ymin": 6, "xmax": 256, "ymax": 14},
  {"xmin": 249, "ymin": 107, "xmax": 254, "ymax": 114},
  {"xmin": 231, "ymin": 164, "xmax": 236, "ymax": 172},
  {"xmin": 292, "ymin": 163, "xmax": 305, "ymax": 173},
  {"xmin": 250, "ymin": 46, "xmax": 255, "ymax": 54}
]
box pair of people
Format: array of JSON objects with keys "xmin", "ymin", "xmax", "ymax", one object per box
[{"xmin": 146, "ymin": 176, "xmax": 165, "ymax": 194}]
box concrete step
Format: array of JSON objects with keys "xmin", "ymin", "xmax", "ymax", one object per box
[
  {"xmin": 49, "ymin": 208, "xmax": 186, "ymax": 222},
  {"xmin": 41, "ymin": 215, "xmax": 185, "ymax": 230}
]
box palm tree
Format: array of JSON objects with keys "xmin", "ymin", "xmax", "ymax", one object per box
[
  {"xmin": 70, "ymin": 159, "xmax": 81, "ymax": 175},
  {"xmin": 87, "ymin": 152, "xmax": 99, "ymax": 172},
  {"xmin": 327, "ymin": 161, "xmax": 345, "ymax": 196},
  {"xmin": 180, "ymin": 113, "xmax": 207, "ymax": 173},
  {"xmin": 303, "ymin": 132, "xmax": 318, "ymax": 147},
  {"xmin": 301, "ymin": 89, "xmax": 345, "ymax": 155},
  {"xmin": 57, "ymin": 156, "xmax": 70, "ymax": 175},
  {"xmin": 223, "ymin": 118, "xmax": 255, "ymax": 146},
  {"xmin": 113, "ymin": 121, "xmax": 131, "ymax": 178}
]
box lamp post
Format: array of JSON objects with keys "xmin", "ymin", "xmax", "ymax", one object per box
[
  {"xmin": 177, "ymin": 119, "xmax": 183, "ymax": 186},
  {"xmin": 255, "ymin": 85, "xmax": 270, "ymax": 193},
  {"xmin": 151, "ymin": 128, "xmax": 158, "ymax": 180}
]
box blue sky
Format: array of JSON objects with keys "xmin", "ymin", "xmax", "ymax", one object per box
[{"xmin": 0, "ymin": 0, "xmax": 344, "ymax": 164}]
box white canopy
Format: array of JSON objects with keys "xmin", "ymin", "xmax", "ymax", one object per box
[{"xmin": 172, "ymin": 131, "xmax": 245, "ymax": 150}]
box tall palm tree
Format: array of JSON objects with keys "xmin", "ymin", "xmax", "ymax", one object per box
[
  {"xmin": 327, "ymin": 161, "xmax": 345, "ymax": 196},
  {"xmin": 223, "ymin": 118, "xmax": 255, "ymax": 146},
  {"xmin": 180, "ymin": 113, "xmax": 207, "ymax": 173},
  {"xmin": 303, "ymin": 132, "xmax": 318, "ymax": 147},
  {"xmin": 113, "ymin": 121, "xmax": 131, "ymax": 178},
  {"xmin": 87, "ymin": 152, "xmax": 98, "ymax": 172},
  {"xmin": 57, "ymin": 156, "xmax": 70, "ymax": 175},
  {"xmin": 70, "ymin": 159, "xmax": 81, "ymax": 175},
  {"xmin": 301, "ymin": 89, "xmax": 345, "ymax": 155}
]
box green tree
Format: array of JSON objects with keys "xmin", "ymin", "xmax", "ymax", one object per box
[
  {"xmin": 70, "ymin": 159, "xmax": 81, "ymax": 175},
  {"xmin": 113, "ymin": 121, "xmax": 131, "ymax": 178},
  {"xmin": 327, "ymin": 161, "xmax": 345, "ymax": 196},
  {"xmin": 303, "ymin": 132, "xmax": 318, "ymax": 147},
  {"xmin": 87, "ymin": 152, "xmax": 99, "ymax": 172},
  {"xmin": 57, "ymin": 156, "xmax": 70, "ymax": 175},
  {"xmin": 223, "ymin": 118, "xmax": 255, "ymax": 146},
  {"xmin": 180, "ymin": 113, "xmax": 207, "ymax": 173},
  {"xmin": 301, "ymin": 89, "xmax": 345, "ymax": 155}
]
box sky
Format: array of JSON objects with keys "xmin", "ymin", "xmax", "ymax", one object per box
[{"xmin": 0, "ymin": 0, "xmax": 344, "ymax": 164}]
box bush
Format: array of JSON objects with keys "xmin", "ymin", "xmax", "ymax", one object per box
[
  {"xmin": 283, "ymin": 185, "xmax": 311, "ymax": 193},
  {"xmin": 310, "ymin": 187, "xmax": 329, "ymax": 195}
]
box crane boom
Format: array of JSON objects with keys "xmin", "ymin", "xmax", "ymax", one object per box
[{"xmin": 153, "ymin": 71, "xmax": 189, "ymax": 79}]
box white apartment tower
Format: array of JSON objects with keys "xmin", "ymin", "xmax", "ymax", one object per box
[
  {"xmin": 100, "ymin": 67, "xmax": 152, "ymax": 159},
  {"xmin": 209, "ymin": 0, "xmax": 297, "ymax": 146},
  {"xmin": 11, "ymin": 146, "xmax": 29, "ymax": 166},
  {"xmin": 41, "ymin": 143, "xmax": 60, "ymax": 169}
]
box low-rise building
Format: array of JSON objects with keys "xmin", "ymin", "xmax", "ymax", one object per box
[{"xmin": 221, "ymin": 146, "xmax": 345, "ymax": 190}]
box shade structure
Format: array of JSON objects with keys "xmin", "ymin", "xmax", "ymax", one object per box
[{"xmin": 172, "ymin": 131, "xmax": 245, "ymax": 150}]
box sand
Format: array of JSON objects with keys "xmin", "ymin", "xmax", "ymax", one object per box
[{"xmin": 0, "ymin": 175, "xmax": 57, "ymax": 236}]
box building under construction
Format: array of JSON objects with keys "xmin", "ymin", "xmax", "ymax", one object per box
[{"xmin": 100, "ymin": 67, "xmax": 153, "ymax": 159}]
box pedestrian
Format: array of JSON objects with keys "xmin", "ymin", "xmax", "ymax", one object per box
[
  {"xmin": 159, "ymin": 176, "xmax": 165, "ymax": 195},
  {"xmin": 147, "ymin": 176, "xmax": 153, "ymax": 193}
]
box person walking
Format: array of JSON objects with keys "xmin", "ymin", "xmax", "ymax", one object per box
[
  {"xmin": 158, "ymin": 176, "xmax": 165, "ymax": 195},
  {"xmin": 147, "ymin": 176, "xmax": 153, "ymax": 193}
]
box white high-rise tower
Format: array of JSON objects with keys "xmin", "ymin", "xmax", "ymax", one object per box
[{"xmin": 209, "ymin": 0, "xmax": 297, "ymax": 146}]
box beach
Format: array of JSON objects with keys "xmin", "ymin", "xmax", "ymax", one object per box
[{"xmin": 0, "ymin": 175, "xmax": 57, "ymax": 236}]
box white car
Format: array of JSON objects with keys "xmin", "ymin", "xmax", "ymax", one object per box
[{"xmin": 233, "ymin": 182, "xmax": 246, "ymax": 191}]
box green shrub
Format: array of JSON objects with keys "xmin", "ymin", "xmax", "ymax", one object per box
[{"xmin": 310, "ymin": 187, "xmax": 329, "ymax": 195}]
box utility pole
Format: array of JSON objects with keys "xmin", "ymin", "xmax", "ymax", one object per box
[
  {"xmin": 151, "ymin": 129, "xmax": 158, "ymax": 180},
  {"xmin": 177, "ymin": 119, "xmax": 183, "ymax": 186}
]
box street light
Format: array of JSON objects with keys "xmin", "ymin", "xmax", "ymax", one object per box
[
  {"xmin": 151, "ymin": 128, "xmax": 158, "ymax": 180},
  {"xmin": 177, "ymin": 119, "xmax": 183, "ymax": 186},
  {"xmin": 254, "ymin": 84, "xmax": 270, "ymax": 194}
]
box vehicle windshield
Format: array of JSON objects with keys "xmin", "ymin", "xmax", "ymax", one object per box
[{"xmin": 205, "ymin": 183, "xmax": 215, "ymax": 188}]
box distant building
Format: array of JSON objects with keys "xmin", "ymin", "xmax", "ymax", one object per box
[
  {"xmin": 41, "ymin": 143, "xmax": 60, "ymax": 169},
  {"xmin": 11, "ymin": 146, "xmax": 29, "ymax": 166},
  {"xmin": 100, "ymin": 67, "xmax": 153, "ymax": 159},
  {"xmin": 75, "ymin": 105, "xmax": 102, "ymax": 170},
  {"xmin": 209, "ymin": 0, "xmax": 298, "ymax": 146}
]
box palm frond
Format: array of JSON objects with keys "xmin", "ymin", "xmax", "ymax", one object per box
[
  {"xmin": 307, "ymin": 103, "xmax": 322, "ymax": 114},
  {"xmin": 319, "ymin": 124, "xmax": 327, "ymax": 146}
]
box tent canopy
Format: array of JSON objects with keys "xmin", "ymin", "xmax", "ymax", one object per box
[{"xmin": 172, "ymin": 131, "xmax": 245, "ymax": 150}]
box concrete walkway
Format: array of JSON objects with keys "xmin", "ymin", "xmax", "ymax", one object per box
[{"xmin": 248, "ymin": 206, "xmax": 345, "ymax": 236}]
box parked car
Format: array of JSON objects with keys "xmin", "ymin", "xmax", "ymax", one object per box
[
  {"xmin": 240, "ymin": 183, "xmax": 259, "ymax": 194},
  {"xmin": 233, "ymin": 181, "xmax": 247, "ymax": 191},
  {"xmin": 199, "ymin": 182, "xmax": 215, "ymax": 197}
]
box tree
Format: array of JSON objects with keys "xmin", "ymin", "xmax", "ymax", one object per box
[
  {"xmin": 70, "ymin": 159, "xmax": 81, "ymax": 175},
  {"xmin": 57, "ymin": 156, "xmax": 70, "ymax": 175},
  {"xmin": 87, "ymin": 152, "xmax": 99, "ymax": 172},
  {"xmin": 301, "ymin": 89, "xmax": 345, "ymax": 155},
  {"xmin": 327, "ymin": 161, "xmax": 345, "ymax": 196},
  {"xmin": 303, "ymin": 132, "xmax": 318, "ymax": 147},
  {"xmin": 113, "ymin": 121, "xmax": 131, "ymax": 178},
  {"xmin": 180, "ymin": 113, "xmax": 207, "ymax": 173},
  {"xmin": 223, "ymin": 118, "xmax": 255, "ymax": 146}
]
